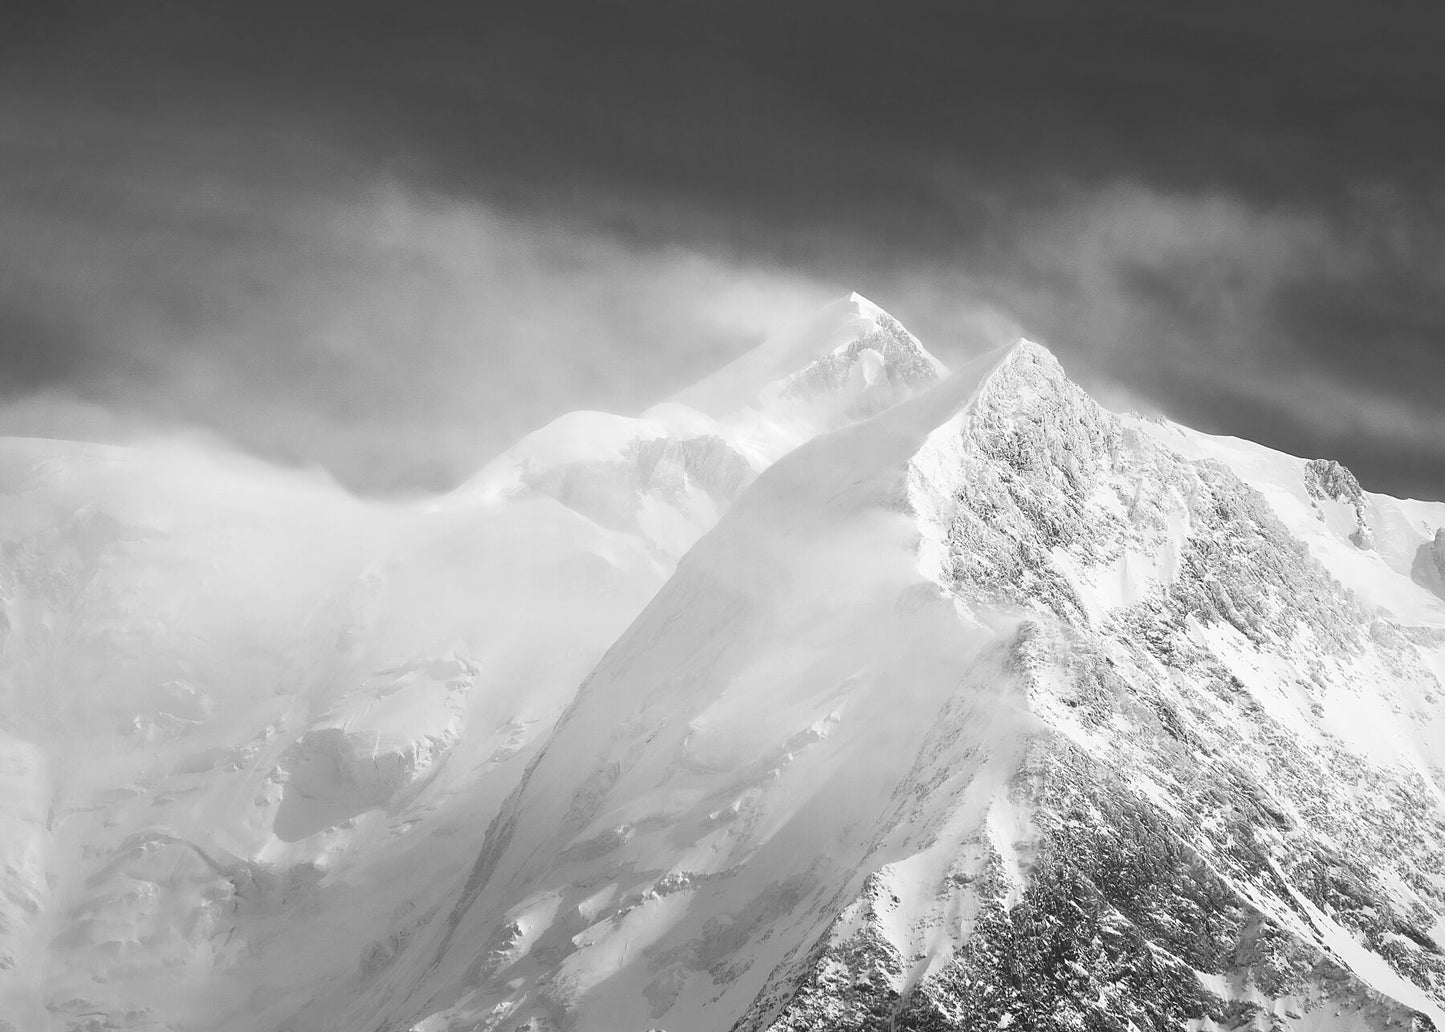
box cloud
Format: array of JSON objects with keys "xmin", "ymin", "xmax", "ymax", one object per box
[
  {"xmin": 846, "ymin": 182, "xmax": 1445, "ymax": 498},
  {"xmin": 0, "ymin": 147, "xmax": 834, "ymax": 495},
  {"xmin": 4, "ymin": 1, "xmax": 1445, "ymax": 501},
  {"xmin": 5, "ymin": 157, "xmax": 1443, "ymax": 501}
]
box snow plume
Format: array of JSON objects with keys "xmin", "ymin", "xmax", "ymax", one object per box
[
  {"xmin": 0, "ymin": 161, "xmax": 832, "ymax": 495},
  {"xmin": 885, "ymin": 183, "xmax": 1341, "ymax": 382}
]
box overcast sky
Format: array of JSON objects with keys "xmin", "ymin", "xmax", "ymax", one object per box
[{"xmin": 2, "ymin": 1, "xmax": 1443, "ymax": 497}]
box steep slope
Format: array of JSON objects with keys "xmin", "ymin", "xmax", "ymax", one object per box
[
  {"xmin": 349, "ymin": 343, "xmax": 1445, "ymax": 1032},
  {"xmin": 0, "ymin": 295, "xmax": 946, "ymax": 1032}
]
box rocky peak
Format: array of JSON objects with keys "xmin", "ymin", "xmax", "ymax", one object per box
[
  {"xmin": 989, "ymin": 336, "xmax": 1067, "ymax": 378},
  {"xmin": 963, "ymin": 338, "xmax": 1114, "ymax": 489},
  {"xmin": 779, "ymin": 306, "xmax": 943, "ymax": 413},
  {"xmin": 672, "ymin": 292, "xmax": 946, "ymax": 421}
]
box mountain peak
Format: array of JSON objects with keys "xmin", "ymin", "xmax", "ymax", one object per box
[
  {"xmin": 998, "ymin": 336, "xmax": 1062, "ymax": 370},
  {"xmin": 1007, "ymin": 335, "xmax": 1055, "ymax": 358},
  {"xmin": 968, "ymin": 336, "xmax": 1071, "ymax": 407},
  {"xmin": 845, "ymin": 290, "xmax": 886, "ymax": 320},
  {"xmin": 671, "ymin": 292, "xmax": 946, "ymax": 419}
]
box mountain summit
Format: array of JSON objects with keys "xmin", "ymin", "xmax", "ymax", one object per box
[
  {"xmin": 671, "ymin": 291, "xmax": 946, "ymax": 419},
  {"xmin": 458, "ymin": 293, "xmax": 947, "ymax": 562},
  {"xmin": 2, "ymin": 299, "xmax": 1443, "ymax": 1032}
]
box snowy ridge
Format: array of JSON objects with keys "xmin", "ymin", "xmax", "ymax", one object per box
[
  {"xmin": 2, "ymin": 297, "xmax": 1443, "ymax": 1032},
  {"xmin": 456, "ymin": 292, "xmax": 947, "ymax": 563}
]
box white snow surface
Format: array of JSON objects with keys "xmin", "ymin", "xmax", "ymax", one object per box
[{"xmin": 2, "ymin": 298, "xmax": 1443, "ymax": 1032}]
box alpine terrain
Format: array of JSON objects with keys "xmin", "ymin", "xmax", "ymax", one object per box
[{"xmin": 2, "ymin": 294, "xmax": 1443, "ymax": 1032}]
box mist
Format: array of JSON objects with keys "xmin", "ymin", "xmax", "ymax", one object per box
[
  {"xmin": 6, "ymin": 153, "xmax": 1443, "ymax": 500},
  {"xmin": 0, "ymin": 163, "xmax": 837, "ymax": 496},
  {"xmin": 6, "ymin": 2, "xmax": 1445, "ymax": 499}
]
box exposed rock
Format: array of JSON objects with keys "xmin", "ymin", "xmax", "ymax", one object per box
[
  {"xmin": 1413, "ymin": 529, "xmax": 1445, "ymax": 600},
  {"xmin": 1305, "ymin": 457, "xmax": 1375, "ymax": 549}
]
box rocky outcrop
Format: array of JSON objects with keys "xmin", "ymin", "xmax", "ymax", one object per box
[
  {"xmin": 1305, "ymin": 457, "xmax": 1375, "ymax": 549},
  {"xmin": 1414, "ymin": 529, "xmax": 1445, "ymax": 600}
]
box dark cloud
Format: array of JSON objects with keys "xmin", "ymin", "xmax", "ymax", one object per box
[
  {"xmin": 0, "ymin": 309, "xmax": 92, "ymax": 395},
  {"xmin": 1, "ymin": 0, "xmax": 1442, "ymax": 497},
  {"xmin": 0, "ymin": 153, "xmax": 831, "ymax": 493}
]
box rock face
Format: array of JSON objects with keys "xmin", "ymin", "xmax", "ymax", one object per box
[
  {"xmin": 3, "ymin": 299, "xmax": 1444, "ymax": 1032},
  {"xmin": 1414, "ymin": 530, "xmax": 1445, "ymax": 600},
  {"xmin": 1305, "ymin": 457, "xmax": 1375, "ymax": 549},
  {"xmin": 783, "ymin": 312, "xmax": 942, "ymax": 415}
]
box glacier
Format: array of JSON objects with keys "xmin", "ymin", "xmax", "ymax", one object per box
[{"xmin": 1, "ymin": 295, "xmax": 1442, "ymax": 1032}]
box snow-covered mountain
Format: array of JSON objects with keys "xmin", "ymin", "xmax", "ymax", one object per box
[
  {"xmin": 0, "ymin": 293, "xmax": 943, "ymax": 1031},
  {"xmin": 2, "ymin": 296, "xmax": 1443, "ymax": 1032}
]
